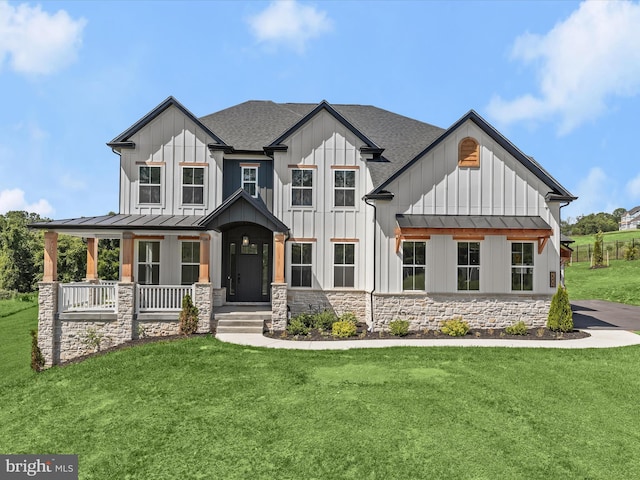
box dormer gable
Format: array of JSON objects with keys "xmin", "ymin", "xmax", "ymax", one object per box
[
  {"xmin": 107, "ymin": 96, "xmax": 228, "ymax": 152},
  {"xmin": 265, "ymin": 100, "xmax": 384, "ymax": 160}
]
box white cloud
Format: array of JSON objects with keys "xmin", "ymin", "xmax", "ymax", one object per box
[
  {"xmin": 0, "ymin": 1, "xmax": 87, "ymax": 75},
  {"xmin": 0, "ymin": 188, "xmax": 53, "ymax": 216},
  {"xmin": 563, "ymin": 167, "xmax": 620, "ymax": 219},
  {"xmin": 626, "ymin": 173, "xmax": 640, "ymax": 202},
  {"xmin": 488, "ymin": 1, "xmax": 640, "ymax": 134},
  {"xmin": 247, "ymin": 0, "xmax": 332, "ymax": 53}
]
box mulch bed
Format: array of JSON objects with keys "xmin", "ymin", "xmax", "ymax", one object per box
[{"xmin": 265, "ymin": 324, "xmax": 590, "ymax": 341}]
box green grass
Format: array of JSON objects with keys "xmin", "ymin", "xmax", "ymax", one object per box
[
  {"xmin": 3, "ymin": 308, "xmax": 640, "ymax": 478},
  {"xmin": 0, "ymin": 294, "xmax": 37, "ymax": 318},
  {"xmin": 569, "ymin": 230, "xmax": 640, "ymax": 247},
  {"xmin": 565, "ymin": 259, "xmax": 640, "ymax": 305}
]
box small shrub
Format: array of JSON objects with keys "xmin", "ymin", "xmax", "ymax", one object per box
[
  {"xmin": 624, "ymin": 242, "xmax": 639, "ymax": 261},
  {"xmin": 440, "ymin": 317, "xmax": 470, "ymax": 337},
  {"xmin": 592, "ymin": 230, "xmax": 604, "ymax": 267},
  {"xmin": 389, "ymin": 319, "xmax": 410, "ymax": 337},
  {"xmin": 295, "ymin": 313, "xmax": 315, "ymax": 328},
  {"xmin": 82, "ymin": 327, "xmax": 104, "ymax": 351},
  {"xmin": 313, "ymin": 310, "xmax": 338, "ymax": 330},
  {"xmin": 179, "ymin": 294, "xmax": 199, "ymax": 335},
  {"xmin": 339, "ymin": 312, "xmax": 358, "ymax": 324},
  {"xmin": 547, "ymin": 286, "xmax": 573, "ymax": 332},
  {"xmin": 332, "ymin": 320, "xmax": 357, "ymax": 338},
  {"xmin": 287, "ymin": 318, "xmax": 310, "ymax": 336},
  {"xmin": 536, "ymin": 328, "xmax": 545, "ymax": 338},
  {"xmin": 30, "ymin": 329, "xmax": 44, "ymax": 372},
  {"xmin": 505, "ymin": 321, "xmax": 528, "ymax": 336}
]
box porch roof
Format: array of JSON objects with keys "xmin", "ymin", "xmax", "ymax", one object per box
[
  {"xmin": 30, "ymin": 214, "xmax": 207, "ymax": 232},
  {"xmin": 396, "ymin": 214, "xmax": 552, "ymax": 231}
]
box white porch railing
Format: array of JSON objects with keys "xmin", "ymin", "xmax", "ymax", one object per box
[
  {"xmin": 136, "ymin": 285, "xmax": 195, "ymax": 313},
  {"xmin": 59, "ymin": 283, "xmax": 117, "ymax": 312}
]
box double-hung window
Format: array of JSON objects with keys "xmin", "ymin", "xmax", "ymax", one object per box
[
  {"xmin": 182, "ymin": 167, "xmax": 204, "ymax": 205},
  {"xmin": 334, "ymin": 244, "xmax": 355, "ymax": 287},
  {"xmin": 291, "ymin": 243, "xmax": 312, "ymax": 287},
  {"xmin": 137, "ymin": 241, "xmax": 160, "ymax": 285},
  {"xmin": 242, "ymin": 166, "xmax": 258, "ymax": 198},
  {"xmin": 402, "ymin": 241, "xmax": 426, "ymax": 290},
  {"xmin": 291, "ymin": 169, "xmax": 313, "ymax": 206},
  {"xmin": 334, "ymin": 170, "xmax": 356, "ymax": 207},
  {"xmin": 457, "ymin": 242, "xmax": 480, "ymax": 291},
  {"xmin": 181, "ymin": 242, "xmax": 200, "ymax": 285},
  {"xmin": 512, "ymin": 243, "xmax": 534, "ymax": 291},
  {"xmin": 139, "ymin": 166, "xmax": 161, "ymax": 204}
]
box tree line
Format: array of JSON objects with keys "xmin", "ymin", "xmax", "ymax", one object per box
[
  {"xmin": 0, "ymin": 211, "xmax": 119, "ymax": 294},
  {"xmin": 561, "ymin": 208, "xmax": 627, "ymax": 236}
]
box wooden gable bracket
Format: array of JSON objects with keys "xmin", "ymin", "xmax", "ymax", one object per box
[
  {"xmin": 538, "ymin": 236, "xmax": 549, "ymax": 255},
  {"xmin": 394, "ymin": 227, "xmax": 431, "ymax": 253}
]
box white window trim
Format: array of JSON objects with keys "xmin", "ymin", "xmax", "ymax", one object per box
[
  {"xmin": 290, "ymin": 168, "xmax": 314, "ymax": 208},
  {"xmin": 333, "ymin": 243, "xmax": 356, "ymax": 288},
  {"xmin": 181, "ymin": 166, "xmax": 205, "ymax": 206},
  {"xmin": 138, "ymin": 165, "xmax": 163, "ymax": 206},
  {"xmin": 401, "ymin": 241, "xmax": 427, "ymax": 291},
  {"xmin": 241, "ymin": 166, "xmax": 259, "ymax": 198},
  {"xmin": 135, "ymin": 240, "xmax": 161, "ymax": 285},
  {"xmin": 180, "ymin": 240, "xmax": 200, "ymax": 285},
  {"xmin": 289, "ymin": 242, "xmax": 314, "ymax": 288},
  {"xmin": 511, "ymin": 241, "xmax": 535, "ymax": 292},
  {"xmin": 457, "ymin": 241, "xmax": 480, "ymax": 292},
  {"xmin": 333, "ymin": 170, "xmax": 357, "ymax": 209}
]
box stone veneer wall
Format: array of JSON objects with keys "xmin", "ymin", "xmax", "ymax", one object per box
[
  {"xmin": 271, "ymin": 283, "xmax": 288, "ymax": 331},
  {"xmin": 287, "ymin": 289, "xmax": 368, "ymax": 323},
  {"xmin": 37, "ymin": 282, "xmax": 216, "ymax": 367},
  {"xmin": 372, "ymin": 293, "xmax": 552, "ymax": 332}
]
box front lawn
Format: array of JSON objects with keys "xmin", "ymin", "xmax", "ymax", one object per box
[
  {"xmin": 2, "ymin": 307, "xmax": 640, "ymax": 479},
  {"xmin": 564, "ymin": 259, "xmax": 640, "ymax": 305}
]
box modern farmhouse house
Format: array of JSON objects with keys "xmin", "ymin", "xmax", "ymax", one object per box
[{"xmin": 33, "ymin": 96, "xmax": 575, "ymax": 365}]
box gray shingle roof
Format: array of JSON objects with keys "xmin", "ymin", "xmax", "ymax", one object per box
[{"xmin": 199, "ymin": 101, "xmax": 445, "ymax": 189}]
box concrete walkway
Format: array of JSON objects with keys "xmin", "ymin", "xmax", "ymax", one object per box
[
  {"xmin": 217, "ymin": 329, "xmax": 640, "ymax": 350},
  {"xmin": 216, "ymin": 300, "xmax": 640, "ymax": 350}
]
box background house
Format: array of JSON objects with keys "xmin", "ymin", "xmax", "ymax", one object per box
[{"xmin": 33, "ymin": 97, "xmax": 575, "ymax": 365}]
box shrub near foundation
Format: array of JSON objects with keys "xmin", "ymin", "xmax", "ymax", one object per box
[
  {"xmin": 389, "ymin": 319, "xmax": 410, "ymax": 337},
  {"xmin": 179, "ymin": 294, "xmax": 199, "ymax": 335},
  {"xmin": 287, "ymin": 317, "xmax": 310, "ymax": 336},
  {"xmin": 332, "ymin": 320, "xmax": 357, "ymax": 338},
  {"xmin": 440, "ymin": 317, "xmax": 470, "ymax": 337},
  {"xmin": 505, "ymin": 321, "xmax": 528, "ymax": 336},
  {"xmin": 547, "ymin": 286, "xmax": 573, "ymax": 333},
  {"xmin": 313, "ymin": 310, "xmax": 338, "ymax": 330}
]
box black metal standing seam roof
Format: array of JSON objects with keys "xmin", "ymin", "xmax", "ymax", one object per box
[
  {"xmin": 396, "ymin": 214, "xmax": 552, "ymax": 231},
  {"xmin": 29, "ymin": 214, "xmax": 208, "ymax": 231}
]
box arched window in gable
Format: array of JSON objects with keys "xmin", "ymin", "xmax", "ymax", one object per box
[{"xmin": 458, "ymin": 137, "xmax": 480, "ymax": 168}]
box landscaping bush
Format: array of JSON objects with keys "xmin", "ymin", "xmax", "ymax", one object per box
[
  {"xmin": 440, "ymin": 317, "xmax": 470, "ymax": 337},
  {"xmin": 287, "ymin": 317, "xmax": 310, "ymax": 336},
  {"xmin": 178, "ymin": 294, "xmax": 199, "ymax": 335},
  {"xmin": 295, "ymin": 313, "xmax": 315, "ymax": 328},
  {"xmin": 30, "ymin": 329, "xmax": 44, "ymax": 372},
  {"xmin": 338, "ymin": 312, "xmax": 357, "ymax": 324},
  {"xmin": 313, "ymin": 310, "xmax": 338, "ymax": 330},
  {"xmin": 332, "ymin": 320, "xmax": 357, "ymax": 338},
  {"xmin": 624, "ymin": 242, "xmax": 639, "ymax": 261},
  {"xmin": 505, "ymin": 321, "xmax": 528, "ymax": 336},
  {"xmin": 547, "ymin": 286, "xmax": 573, "ymax": 332},
  {"xmin": 389, "ymin": 319, "xmax": 410, "ymax": 337}
]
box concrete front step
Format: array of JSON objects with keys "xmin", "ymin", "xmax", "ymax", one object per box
[{"xmin": 215, "ymin": 317, "xmax": 266, "ymax": 334}]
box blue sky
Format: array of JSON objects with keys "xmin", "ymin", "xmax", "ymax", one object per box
[{"xmin": 1, "ymin": 0, "xmax": 640, "ymax": 222}]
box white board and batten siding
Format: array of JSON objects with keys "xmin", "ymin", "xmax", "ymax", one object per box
[
  {"xmin": 376, "ymin": 120, "xmax": 561, "ymax": 295},
  {"xmin": 272, "ymin": 109, "xmax": 376, "ymax": 291},
  {"xmin": 118, "ymin": 105, "xmax": 224, "ymax": 216}
]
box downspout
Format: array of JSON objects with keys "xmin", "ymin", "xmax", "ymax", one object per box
[
  {"xmin": 364, "ymin": 197, "xmax": 377, "ymax": 331},
  {"xmin": 558, "ymin": 199, "xmax": 571, "ymax": 288}
]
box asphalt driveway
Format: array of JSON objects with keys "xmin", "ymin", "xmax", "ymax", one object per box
[{"xmin": 572, "ymin": 300, "xmax": 640, "ymax": 330}]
